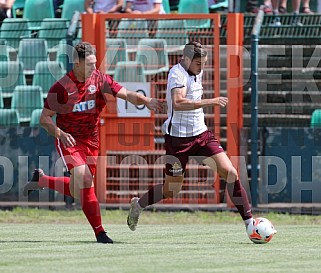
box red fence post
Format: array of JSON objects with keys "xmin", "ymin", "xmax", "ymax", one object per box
[{"xmin": 226, "ymin": 13, "xmax": 244, "ymax": 207}]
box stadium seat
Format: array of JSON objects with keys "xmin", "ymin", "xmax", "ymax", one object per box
[
  {"xmin": 0, "ymin": 109, "xmax": 20, "ymax": 126},
  {"xmin": 135, "ymin": 38, "xmax": 169, "ymax": 75},
  {"xmin": 11, "ymin": 85, "xmax": 44, "ymax": 123},
  {"xmin": 0, "ymin": 18, "xmax": 31, "ymax": 52},
  {"xmin": 156, "ymin": 19, "xmax": 188, "ymax": 53},
  {"xmin": 0, "ymin": 44, "xmax": 9, "ymax": 61},
  {"xmin": 113, "ymin": 61, "xmax": 146, "ymax": 82},
  {"xmin": 209, "ymin": 0, "xmax": 228, "ymax": 11},
  {"xmin": 23, "ymin": 0, "xmax": 55, "ymax": 30},
  {"xmin": 310, "ymin": 109, "xmax": 321, "ymax": 127},
  {"xmin": 32, "ymin": 61, "xmax": 65, "ymax": 98},
  {"xmin": 29, "ymin": 108, "xmax": 42, "ymax": 127},
  {"xmin": 178, "ymin": 0, "xmax": 210, "ymax": 30},
  {"xmin": 163, "ymin": 0, "xmax": 171, "ymax": 13},
  {"xmin": 18, "ymin": 39, "xmax": 48, "ymax": 75},
  {"xmin": 0, "ymin": 87, "xmax": 3, "ymax": 109},
  {"xmin": 38, "ymin": 18, "xmax": 69, "ymax": 52},
  {"xmin": 116, "ymin": 19, "xmax": 149, "ymax": 53},
  {"xmin": 12, "ymin": 0, "xmax": 26, "ymax": 18},
  {"xmin": 0, "ymin": 61, "xmax": 26, "ymax": 98},
  {"xmin": 30, "ymin": 108, "xmax": 56, "ymax": 127},
  {"xmin": 55, "ymin": 40, "xmax": 74, "ymax": 72},
  {"xmin": 61, "ymin": 0, "xmax": 85, "ymax": 20},
  {"xmin": 106, "ymin": 38, "xmax": 129, "ymax": 75}
]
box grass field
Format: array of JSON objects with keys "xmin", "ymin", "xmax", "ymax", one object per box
[{"xmin": 0, "ymin": 208, "xmax": 321, "ymax": 273}]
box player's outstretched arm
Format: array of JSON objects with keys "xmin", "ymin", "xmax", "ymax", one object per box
[
  {"xmin": 172, "ymin": 87, "xmax": 228, "ymax": 111},
  {"xmin": 116, "ymin": 87, "xmax": 163, "ymax": 111}
]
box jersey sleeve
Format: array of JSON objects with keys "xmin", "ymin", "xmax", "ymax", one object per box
[
  {"xmin": 168, "ymin": 67, "xmax": 187, "ymax": 91},
  {"xmin": 100, "ymin": 73, "xmax": 123, "ymax": 97}
]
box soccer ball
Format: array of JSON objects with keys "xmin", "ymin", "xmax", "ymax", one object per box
[{"xmin": 246, "ymin": 217, "xmax": 277, "ymax": 244}]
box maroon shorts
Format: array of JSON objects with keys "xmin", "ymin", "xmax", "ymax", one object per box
[
  {"xmin": 55, "ymin": 136, "xmax": 99, "ymax": 175},
  {"xmin": 164, "ymin": 130, "xmax": 224, "ymax": 176}
]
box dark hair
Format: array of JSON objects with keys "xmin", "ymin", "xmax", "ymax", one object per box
[
  {"xmin": 73, "ymin": 42, "xmax": 96, "ymax": 61},
  {"xmin": 183, "ymin": 40, "xmax": 207, "ymax": 60}
]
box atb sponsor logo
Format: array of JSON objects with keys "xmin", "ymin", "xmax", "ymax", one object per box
[{"xmin": 72, "ymin": 100, "xmax": 96, "ymax": 112}]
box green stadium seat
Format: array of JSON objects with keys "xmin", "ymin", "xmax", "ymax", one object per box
[
  {"xmin": 11, "ymin": 85, "xmax": 44, "ymax": 123},
  {"xmin": 156, "ymin": 19, "xmax": 188, "ymax": 53},
  {"xmin": 0, "ymin": 61, "xmax": 26, "ymax": 98},
  {"xmin": 29, "ymin": 108, "xmax": 42, "ymax": 127},
  {"xmin": 0, "ymin": 44, "xmax": 9, "ymax": 61},
  {"xmin": 116, "ymin": 19, "xmax": 149, "ymax": 53},
  {"xmin": 61, "ymin": 0, "xmax": 85, "ymax": 20},
  {"xmin": 113, "ymin": 61, "xmax": 146, "ymax": 82},
  {"xmin": 311, "ymin": 109, "xmax": 321, "ymax": 127},
  {"xmin": 209, "ymin": 0, "xmax": 228, "ymax": 11},
  {"xmin": 38, "ymin": 18, "xmax": 69, "ymax": 52},
  {"xmin": 55, "ymin": 40, "xmax": 74, "ymax": 72},
  {"xmin": 12, "ymin": 0, "xmax": 26, "ymax": 18},
  {"xmin": 163, "ymin": 0, "xmax": 171, "ymax": 13},
  {"xmin": 135, "ymin": 38, "xmax": 169, "ymax": 75},
  {"xmin": 178, "ymin": 0, "xmax": 210, "ymax": 30},
  {"xmin": 0, "ymin": 109, "xmax": 20, "ymax": 126},
  {"xmin": 0, "ymin": 18, "xmax": 31, "ymax": 51},
  {"xmin": 0, "ymin": 87, "xmax": 3, "ymax": 108},
  {"xmin": 32, "ymin": 61, "xmax": 65, "ymax": 98},
  {"xmin": 30, "ymin": 108, "xmax": 56, "ymax": 127},
  {"xmin": 18, "ymin": 38, "xmax": 48, "ymax": 75},
  {"xmin": 23, "ymin": 0, "xmax": 55, "ymax": 30},
  {"xmin": 106, "ymin": 38, "xmax": 129, "ymax": 75}
]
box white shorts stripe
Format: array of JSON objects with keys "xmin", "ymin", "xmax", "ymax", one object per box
[{"xmin": 57, "ymin": 138, "xmax": 69, "ymax": 172}]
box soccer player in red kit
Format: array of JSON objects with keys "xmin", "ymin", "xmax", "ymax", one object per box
[{"xmin": 23, "ymin": 42, "xmax": 162, "ymax": 244}]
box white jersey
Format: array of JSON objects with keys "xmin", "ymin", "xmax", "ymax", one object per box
[
  {"xmin": 93, "ymin": 0, "xmax": 117, "ymax": 12},
  {"xmin": 162, "ymin": 62, "xmax": 208, "ymax": 137},
  {"xmin": 126, "ymin": 0, "xmax": 165, "ymax": 14}
]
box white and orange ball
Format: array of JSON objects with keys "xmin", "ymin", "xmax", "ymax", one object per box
[{"xmin": 247, "ymin": 217, "xmax": 277, "ymax": 244}]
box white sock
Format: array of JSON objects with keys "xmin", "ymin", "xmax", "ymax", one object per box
[
  {"xmin": 136, "ymin": 198, "xmax": 143, "ymax": 211},
  {"xmin": 244, "ymin": 217, "xmax": 254, "ymax": 226}
]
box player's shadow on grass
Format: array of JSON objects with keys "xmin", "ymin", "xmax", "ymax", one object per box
[
  {"xmin": 0, "ymin": 240, "xmax": 52, "ymax": 243},
  {"xmin": 0, "ymin": 240, "xmax": 124, "ymax": 244}
]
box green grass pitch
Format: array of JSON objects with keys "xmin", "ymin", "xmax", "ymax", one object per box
[{"xmin": 0, "ymin": 208, "xmax": 320, "ymax": 273}]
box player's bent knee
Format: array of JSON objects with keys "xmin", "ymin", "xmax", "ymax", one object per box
[
  {"xmin": 163, "ymin": 175, "xmax": 184, "ymax": 198},
  {"xmin": 70, "ymin": 188, "xmax": 79, "ymax": 199},
  {"xmin": 225, "ymin": 167, "xmax": 238, "ymax": 183},
  {"xmin": 71, "ymin": 165, "xmax": 94, "ymax": 189}
]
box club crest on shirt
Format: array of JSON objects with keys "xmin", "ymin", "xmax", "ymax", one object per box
[
  {"xmin": 88, "ymin": 85, "xmax": 97, "ymax": 94},
  {"xmin": 169, "ymin": 162, "xmax": 183, "ymax": 174}
]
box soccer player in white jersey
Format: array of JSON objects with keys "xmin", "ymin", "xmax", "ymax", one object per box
[{"xmin": 127, "ymin": 40, "xmax": 254, "ymax": 233}]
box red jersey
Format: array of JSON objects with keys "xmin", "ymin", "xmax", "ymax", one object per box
[{"xmin": 44, "ymin": 69, "xmax": 122, "ymax": 138}]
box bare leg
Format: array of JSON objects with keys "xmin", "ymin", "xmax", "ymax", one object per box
[{"xmin": 203, "ymin": 153, "xmax": 253, "ymax": 222}]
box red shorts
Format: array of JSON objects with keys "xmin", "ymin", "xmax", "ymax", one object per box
[
  {"xmin": 55, "ymin": 136, "xmax": 99, "ymax": 175},
  {"xmin": 164, "ymin": 130, "xmax": 224, "ymax": 176}
]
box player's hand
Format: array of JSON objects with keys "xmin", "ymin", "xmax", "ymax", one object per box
[
  {"xmin": 146, "ymin": 98, "xmax": 165, "ymax": 112},
  {"xmin": 213, "ymin": 97, "xmax": 228, "ymax": 107},
  {"xmin": 59, "ymin": 131, "xmax": 76, "ymax": 148}
]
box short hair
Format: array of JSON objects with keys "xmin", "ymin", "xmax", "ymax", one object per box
[
  {"xmin": 73, "ymin": 42, "xmax": 96, "ymax": 61},
  {"xmin": 183, "ymin": 40, "xmax": 207, "ymax": 60}
]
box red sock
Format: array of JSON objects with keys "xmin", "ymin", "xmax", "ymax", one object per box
[
  {"xmin": 39, "ymin": 175, "xmax": 72, "ymax": 196},
  {"xmin": 226, "ymin": 180, "xmax": 252, "ymax": 220},
  {"xmin": 80, "ymin": 187, "xmax": 104, "ymax": 235}
]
